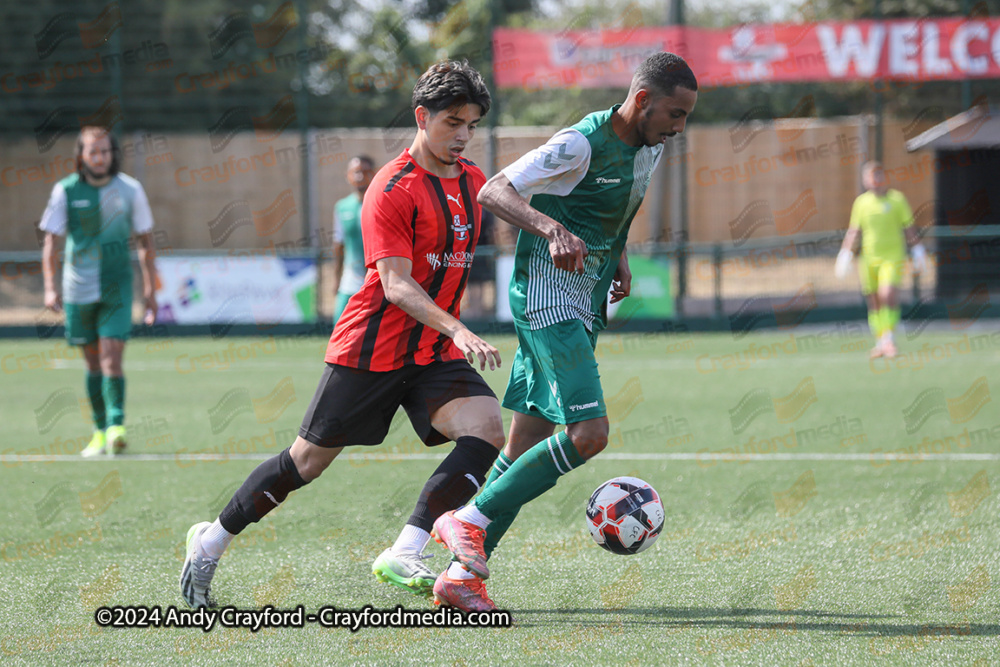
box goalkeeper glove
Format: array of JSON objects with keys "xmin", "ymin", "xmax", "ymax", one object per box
[
  {"xmin": 911, "ymin": 243, "xmax": 927, "ymax": 274},
  {"xmin": 834, "ymin": 249, "xmax": 854, "ymax": 279}
]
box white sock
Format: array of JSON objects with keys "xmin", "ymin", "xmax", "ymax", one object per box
[
  {"xmin": 454, "ymin": 505, "xmax": 491, "ymax": 529},
  {"xmin": 392, "ymin": 524, "xmax": 430, "ymax": 554},
  {"xmin": 200, "ymin": 520, "xmax": 235, "ymax": 559},
  {"xmin": 447, "ymin": 562, "xmax": 476, "ymax": 580}
]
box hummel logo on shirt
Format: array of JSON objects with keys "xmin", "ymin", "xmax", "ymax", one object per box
[
  {"xmin": 542, "ymin": 143, "xmax": 577, "ymax": 169},
  {"xmin": 595, "ymin": 177, "xmax": 621, "ymax": 184}
]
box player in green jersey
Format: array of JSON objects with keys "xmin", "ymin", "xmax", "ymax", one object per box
[
  {"xmin": 836, "ymin": 161, "xmax": 927, "ymax": 358},
  {"xmin": 332, "ymin": 156, "xmax": 375, "ymax": 324},
  {"xmin": 430, "ymin": 53, "xmax": 698, "ymax": 610},
  {"xmin": 40, "ymin": 126, "xmax": 159, "ymax": 456}
]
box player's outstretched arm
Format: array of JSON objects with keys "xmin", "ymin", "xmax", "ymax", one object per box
[
  {"xmin": 41, "ymin": 232, "xmax": 64, "ymax": 313},
  {"xmin": 479, "ymin": 173, "xmax": 588, "ymax": 274},
  {"xmin": 376, "ymin": 256, "xmax": 500, "ymax": 370}
]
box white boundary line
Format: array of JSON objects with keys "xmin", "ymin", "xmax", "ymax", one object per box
[{"xmin": 3, "ymin": 452, "xmax": 1000, "ymax": 463}]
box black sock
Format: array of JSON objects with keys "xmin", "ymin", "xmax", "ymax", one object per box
[
  {"xmin": 218, "ymin": 447, "xmax": 309, "ymax": 534},
  {"xmin": 406, "ymin": 436, "xmax": 499, "ymax": 532}
]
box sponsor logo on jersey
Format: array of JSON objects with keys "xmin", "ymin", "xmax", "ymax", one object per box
[
  {"xmin": 595, "ymin": 177, "xmax": 621, "ymax": 184},
  {"xmin": 446, "ymin": 193, "xmax": 463, "ymax": 209},
  {"xmin": 426, "ymin": 250, "xmax": 474, "ymax": 269}
]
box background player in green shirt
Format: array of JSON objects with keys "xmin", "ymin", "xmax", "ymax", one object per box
[
  {"xmin": 836, "ymin": 161, "xmax": 927, "ymax": 358},
  {"xmin": 431, "ymin": 53, "xmax": 698, "ymax": 610},
  {"xmin": 40, "ymin": 126, "xmax": 159, "ymax": 456},
  {"xmin": 331, "ymin": 155, "xmax": 375, "ymax": 324}
]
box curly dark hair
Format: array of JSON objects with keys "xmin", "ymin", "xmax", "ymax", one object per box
[
  {"xmin": 412, "ymin": 60, "xmax": 491, "ymax": 117},
  {"xmin": 632, "ymin": 52, "xmax": 698, "ymax": 97}
]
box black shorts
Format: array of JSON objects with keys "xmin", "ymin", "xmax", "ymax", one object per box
[{"xmin": 298, "ymin": 360, "xmax": 496, "ymax": 448}]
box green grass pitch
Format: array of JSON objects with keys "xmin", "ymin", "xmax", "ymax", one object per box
[{"xmin": 1, "ymin": 328, "xmax": 998, "ymax": 665}]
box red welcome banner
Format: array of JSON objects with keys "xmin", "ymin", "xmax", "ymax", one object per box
[{"xmin": 494, "ymin": 18, "xmax": 1000, "ymax": 89}]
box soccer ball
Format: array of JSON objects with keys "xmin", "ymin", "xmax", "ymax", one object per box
[{"xmin": 586, "ymin": 476, "xmax": 664, "ymax": 555}]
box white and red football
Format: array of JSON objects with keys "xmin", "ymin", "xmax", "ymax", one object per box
[{"xmin": 586, "ymin": 476, "xmax": 664, "ymax": 555}]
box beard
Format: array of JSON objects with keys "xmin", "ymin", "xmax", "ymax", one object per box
[{"xmin": 82, "ymin": 163, "xmax": 110, "ymax": 182}]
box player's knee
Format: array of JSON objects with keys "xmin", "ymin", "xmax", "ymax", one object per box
[
  {"xmin": 472, "ymin": 411, "xmax": 506, "ymax": 450},
  {"xmin": 289, "ymin": 437, "xmax": 338, "ymax": 482},
  {"xmin": 100, "ymin": 356, "xmax": 123, "ymax": 376},
  {"xmin": 295, "ymin": 449, "xmax": 340, "ymax": 481},
  {"xmin": 294, "ymin": 457, "xmax": 328, "ymax": 482},
  {"xmin": 570, "ymin": 434, "xmax": 608, "ymax": 460},
  {"xmin": 483, "ymin": 422, "xmax": 506, "ymax": 450},
  {"xmin": 567, "ymin": 420, "xmax": 609, "ymax": 460}
]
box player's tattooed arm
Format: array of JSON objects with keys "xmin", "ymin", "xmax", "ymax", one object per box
[
  {"xmin": 376, "ymin": 256, "xmax": 501, "ymax": 370},
  {"xmin": 478, "ymin": 173, "xmax": 588, "ymax": 274}
]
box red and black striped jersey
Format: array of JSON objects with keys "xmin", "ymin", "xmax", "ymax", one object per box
[{"xmin": 325, "ymin": 149, "xmax": 486, "ymax": 371}]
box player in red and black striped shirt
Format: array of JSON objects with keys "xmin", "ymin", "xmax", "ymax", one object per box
[
  {"xmin": 328, "ymin": 139, "xmax": 486, "ymax": 370},
  {"xmin": 181, "ymin": 62, "xmax": 505, "ymax": 611}
]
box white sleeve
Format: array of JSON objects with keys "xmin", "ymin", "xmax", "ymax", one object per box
[
  {"xmin": 332, "ymin": 208, "xmax": 344, "ymax": 244},
  {"xmin": 131, "ymin": 183, "xmax": 154, "ymax": 234},
  {"xmin": 501, "ymin": 128, "xmax": 592, "ymax": 197},
  {"xmin": 38, "ymin": 183, "xmax": 68, "ymax": 236}
]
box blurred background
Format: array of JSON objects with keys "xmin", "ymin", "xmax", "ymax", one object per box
[{"xmin": 2, "ymin": 0, "xmax": 999, "ymax": 336}]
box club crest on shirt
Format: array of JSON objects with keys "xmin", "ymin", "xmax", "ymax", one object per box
[{"xmin": 451, "ymin": 214, "xmax": 469, "ymax": 241}]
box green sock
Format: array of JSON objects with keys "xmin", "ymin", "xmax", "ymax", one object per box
[
  {"xmin": 87, "ymin": 372, "xmax": 106, "ymax": 430},
  {"xmin": 103, "ymin": 376, "xmax": 125, "ymax": 427},
  {"xmin": 482, "ymin": 452, "xmax": 517, "ymax": 559},
  {"xmin": 483, "ymin": 451, "xmax": 513, "ymax": 489},
  {"xmin": 883, "ymin": 307, "xmax": 900, "ymax": 334},
  {"xmin": 475, "ymin": 431, "xmax": 585, "ymax": 520},
  {"xmin": 867, "ymin": 309, "xmax": 881, "ymax": 338}
]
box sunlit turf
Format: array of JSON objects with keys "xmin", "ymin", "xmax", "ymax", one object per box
[{"xmin": 2, "ymin": 329, "xmax": 998, "ymax": 664}]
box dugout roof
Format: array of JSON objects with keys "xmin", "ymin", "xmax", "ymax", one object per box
[{"xmin": 905, "ymin": 104, "xmax": 1000, "ymax": 152}]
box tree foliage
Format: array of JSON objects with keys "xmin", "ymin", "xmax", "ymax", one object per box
[{"xmin": 1, "ymin": 0, "xmax": 998, "ymax": 134}]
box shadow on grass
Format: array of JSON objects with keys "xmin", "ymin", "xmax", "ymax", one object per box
[{"xmin": 511, "ymin": 607, "xmax": 997, "ymax": 636}]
